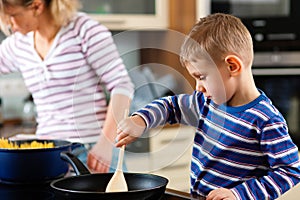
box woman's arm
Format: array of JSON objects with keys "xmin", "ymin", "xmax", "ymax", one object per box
[{"xmin": 87, "ymin": 93, "xmax": 132, "ymax": 173}]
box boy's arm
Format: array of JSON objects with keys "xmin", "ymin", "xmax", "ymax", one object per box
[
  {"xmin": 136, "ymin": 93, "xmax": 200, "ymax": 129},
  {"xmin": 230, "ymin": 117, "xmax": 300, "ymax": 199},
  {"xmin": 115, "ymin": 92, "xmax": 201, "ymax": 147}
]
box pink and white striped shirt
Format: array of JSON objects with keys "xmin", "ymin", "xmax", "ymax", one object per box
[{"xmin": 0, "ymin": 13, "xmax": 134, "ymax": 143}]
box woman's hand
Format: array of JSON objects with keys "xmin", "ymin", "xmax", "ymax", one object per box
[
  {"xmin": 87, "ymin": 134, "xmax": 113, "ymax": 173},
  {"xmin": 115, "ymin": 115, "xmax": 146, "ymax": 147},
  {"xmin": 206, "ymin": 188, "xmax": 237, "ymax": 200}
]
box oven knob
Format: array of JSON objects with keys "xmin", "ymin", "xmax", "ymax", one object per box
[{"xmin": 254, "ymin": 33, "xmax": 264, "ymax": 42}]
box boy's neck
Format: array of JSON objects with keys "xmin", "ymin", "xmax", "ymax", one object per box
[{"xmin": 227, "ymin": 73, "xmax": 260, "ymax": 107}]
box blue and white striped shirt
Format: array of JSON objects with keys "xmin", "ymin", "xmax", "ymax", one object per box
[{"xmin": 135, "ymin": 90, "xmax": 300, "ymax": 199}]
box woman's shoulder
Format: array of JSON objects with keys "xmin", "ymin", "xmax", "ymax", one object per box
[
  {"xmin": 71, "ymin": 12, "xmax": 109, "ymax": 32},
  {"xmin": 1, "ymin": 32, "xmax": 32, "ymax": 47}
]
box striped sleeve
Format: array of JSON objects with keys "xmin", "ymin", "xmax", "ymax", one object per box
[
  {"xmin": 80, "ymin": 18, "xmax": 134, "ymax": 99},
  {"xmin": 0, "ymin": 34, "xmax": 22, "ymax": 73},
  {"xmin": 231, "ymin": 114, "xmax": 300, "ymax": 199},
  {"xmin": 134, "ymin": 91, "xmax": 201, "ymax": 129}
]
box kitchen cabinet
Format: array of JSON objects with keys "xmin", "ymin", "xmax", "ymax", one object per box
[
  {"xmin": 149, "ymin": 125, "xmax": 194, "ymax": 192},
  {"xmin": 79, "ymin": 0, "xmax": 169, "ymax": 30}
]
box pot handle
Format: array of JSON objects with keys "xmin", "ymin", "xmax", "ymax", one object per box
[
  {"xmin": 60, "ymin": 152, "xmax": 91, "ymax": 176},
  {"xmin": 70, "ymin": 142, "xmax": 83, "ymax": 150}
]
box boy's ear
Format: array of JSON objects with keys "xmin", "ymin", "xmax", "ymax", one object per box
[{"xmin": 224, "ymin": 55, "xmax": 242, "ymax": 76}]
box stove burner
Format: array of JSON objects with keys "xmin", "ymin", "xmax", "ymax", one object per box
[
  {"xmin": 0, "ymin": 183, "xmax": 54, "ymax": 200},
  {"xmin": 0, "ymin": 172, "xmax": 66, "ymax": 185}
]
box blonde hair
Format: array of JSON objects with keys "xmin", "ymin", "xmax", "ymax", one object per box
[
  {"xmin": 180, "ymin": 13, "xmax": 254, "ymax": 68},
  {"xmin": 0, "ymin": 0, "xmax": 81, "ymax": 35}
]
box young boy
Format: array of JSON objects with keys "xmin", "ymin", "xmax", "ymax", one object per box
[{"xmin": 115, "ymin": 13, "xmax": 300, "ymax": 200}]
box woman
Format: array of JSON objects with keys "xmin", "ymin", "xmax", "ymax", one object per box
[{"xmin": 0, "ymin": 0, "xmax": 134, "ymax": 172}]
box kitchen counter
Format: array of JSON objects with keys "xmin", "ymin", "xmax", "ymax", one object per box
[
  {"xmin": 165, "ymin": 188, "xmax": 205, "ymax": 200},
  {"xmin": 0, "ymin": 119, "xmax": 36, "ymax": 138}
]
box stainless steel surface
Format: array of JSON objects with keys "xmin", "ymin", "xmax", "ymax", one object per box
[
  {"xmin": 252, "ymin": 68, "xmax": 300, "ymax": 75},
  {"xmin": 252, "ymin": 53, "xmax": 300, "ymax": 148},
  {"xmin": 253, "ymin": 51, "xmax": 300, "ymax": 67}
]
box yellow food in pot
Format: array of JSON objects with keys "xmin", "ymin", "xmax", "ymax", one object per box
[{"xmin": 0, "ymin": 138, "xmax": 54, "ymax": 149}]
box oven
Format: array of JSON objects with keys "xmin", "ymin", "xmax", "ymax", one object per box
[
  {"xmin": 253, "ymin": 52, "xmax": 300, "ymax": 148},
  {"xmin": 210, "ymin": 0, "xmax": 300, "ymax": 52}
]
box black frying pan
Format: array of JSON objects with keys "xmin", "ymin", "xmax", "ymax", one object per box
[{"xmin": 51, "ymin": 152, "xmax": 169, "ymax": 200}]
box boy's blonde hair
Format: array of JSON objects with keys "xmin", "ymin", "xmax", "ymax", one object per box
[
  {"xmin": 0, "ymin": 0, "xmax": 81, "ymax": 35},
  {"xmin": 180, "ymin": 13, "xmax": 254, "ymax": 68}
]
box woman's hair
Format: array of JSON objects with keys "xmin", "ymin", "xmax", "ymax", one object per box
[
  {"xmin": 180, "ymin": 13, "xmax": 254, "ymax": 68},
  {"xmin": 0, "ymin": 0, "xmax": 81, "ymax": 35}
]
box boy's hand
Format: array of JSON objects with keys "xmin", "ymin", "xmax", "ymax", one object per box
[
  {"xmin": 206, "ymin": 188, "xmax": 237, "ymax": 200},
  {"xmin": 115, "ymin": 115, "xmax": 146, "ymax": 147}
]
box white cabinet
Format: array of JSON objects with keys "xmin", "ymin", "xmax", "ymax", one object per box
[
  {"xmin": 79, "ymin": 0, "xmax": 169, "ymax": 30},
  {"xmin": 150, "ymin": 125, "xmax": 194, "ymax": 192}
]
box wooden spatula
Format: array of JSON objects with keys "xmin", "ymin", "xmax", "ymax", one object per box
[{"xmin": 105, "ymin": 144, "xmax": 128, "ymax": 192}]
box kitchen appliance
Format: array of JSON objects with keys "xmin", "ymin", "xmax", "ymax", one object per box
[
  {"xmin": 51, "ymin": 152, "xmax": 169, "ymax": 200},
  {"xmin": 252, "ymin": 52, "xmax": 300, "ymax": 148},
  {"xmin": 0, "ymin": 139, "xmax": 81, "ymax": 184},
  {"xmin": 0, "ymin": 184, "xmax": 201, "ymax": 200},
  {"xmin": 210, "ymin": 0, "xmax": 300, "ymax": 52}
]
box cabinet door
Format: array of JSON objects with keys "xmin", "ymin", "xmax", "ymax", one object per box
[{"xmin": 79, "ymin": 0, "xmax": 169, "ymax": 30}]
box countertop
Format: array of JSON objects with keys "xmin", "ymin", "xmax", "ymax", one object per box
[{"xmin": 0, "ymin": 119, "xmax": 36, "ymax": 138}]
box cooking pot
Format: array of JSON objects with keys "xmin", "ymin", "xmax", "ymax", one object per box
[
  {"xmin": 51, "ymin": 152, "xmax": 169, "ymax": 200},
  {"xmin": 0, "ymin": 139, "xmax": 81, "ymax": 184}
]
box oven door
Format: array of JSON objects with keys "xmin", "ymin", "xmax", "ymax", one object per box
[{"xmin": 253, "ymin": 63, "xmax": 300, "ymax": 148}]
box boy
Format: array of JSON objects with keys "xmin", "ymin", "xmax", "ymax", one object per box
[{"xmin": 115, "ymin": 13, "xmax": 300, "ymax": 200}]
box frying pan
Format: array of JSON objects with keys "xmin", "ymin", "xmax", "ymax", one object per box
[
  {"xmin": 0, "ymin": 139, "xmax": 81, "ymax": 184},
  {"xmin": 50, "ymin": 152, "xmax": 169, "ymax": 200}
]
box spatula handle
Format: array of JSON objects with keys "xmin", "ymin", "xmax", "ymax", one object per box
[
  {"xmin": 116, "ymin": 145, "xmax": 125, "ymax": 171},
  {"xmin": 116, "ymin": 109, "xmax": 128, "ymax": 171}
]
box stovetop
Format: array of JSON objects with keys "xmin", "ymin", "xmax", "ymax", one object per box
[{"xmin": 0, "ymin": 182, "xmax": 205, "ymax": 200}]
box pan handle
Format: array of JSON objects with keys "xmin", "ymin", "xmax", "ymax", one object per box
[
  {"xmin": 70, "ymin": 142, "xmax": 84, "ymax": 150},
  {"xmin": 60, "ymin": 152, "xmax": 91, "ymax": 176}
]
